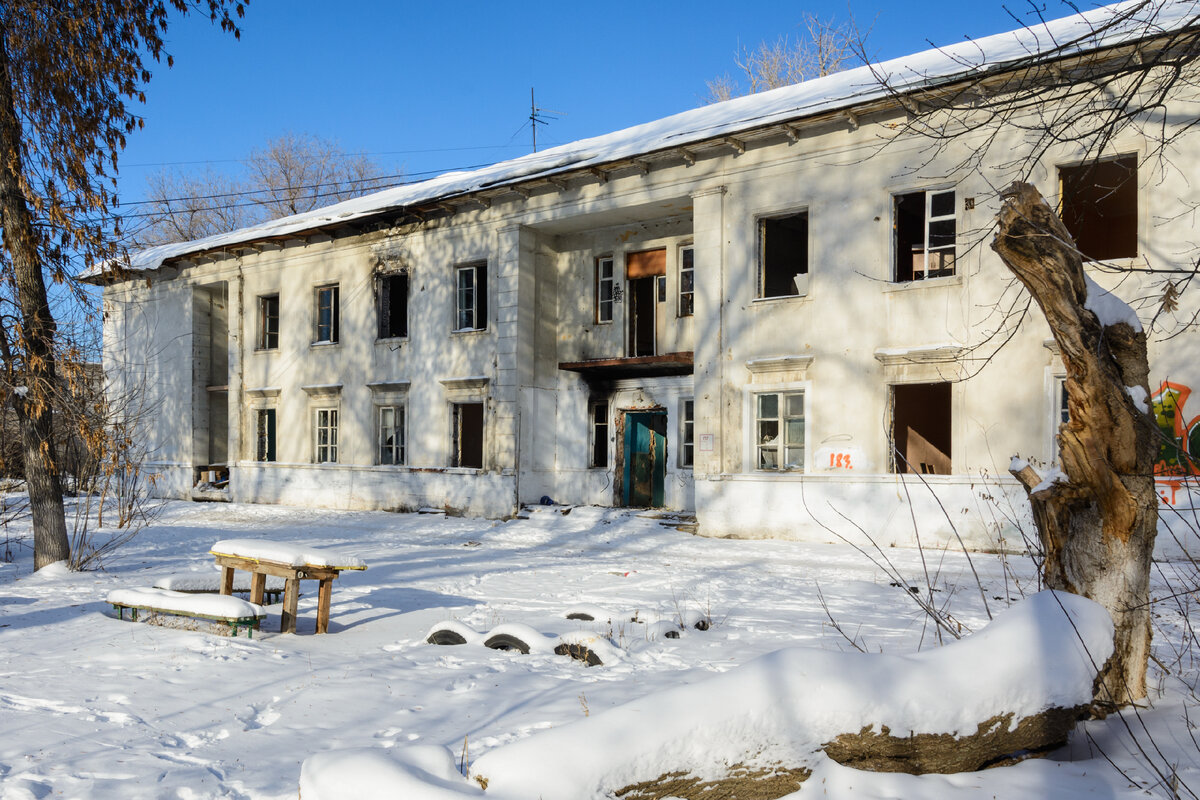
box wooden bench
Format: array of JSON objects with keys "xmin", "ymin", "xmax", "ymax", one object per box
[
  {"xmin": 107, "ymin": 588, "xmax": 266, "ymax": 639},
  {"xmin": 209, "ymin": 540, "xmax": 367, "ymax": 634}
]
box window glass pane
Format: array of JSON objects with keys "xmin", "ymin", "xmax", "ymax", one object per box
[
  {"xmin": 785, "ymin": 418, "xmax": 805, "ymax": 446},
  {"xmin": 758, "ymin": 393, "xmax": 778, "ymax": 419},
  {"xmin": 930, "ymin": 190, "xmax": 955, "ymax": 218},
  {"xmin": 785, "ymin": 393, "xmax": 804, "ymax": 416},
  {"xmin": 758, "ymin": 420, "xmax": 779, "ymax": 444},
  {"xmin": 928, "ymin": 219, "xmax": 956, "ymax": 248},
  {"xmin": 759, "ymin": 448, "xmax": 779, "ymax": 469},
  {"xmin": 784, "ymin": 447, "xmax": 804, "ymax": 469}
]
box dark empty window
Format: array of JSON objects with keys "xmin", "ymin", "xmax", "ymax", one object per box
[
  {"xmin": 452, "ymin": 402, "xmax": 484, "ymax": 468},
  {"xmin": 678, "ymin": 246, "xmax": 694, "ymax": 317},
  {"xmin": 892, "ymin": 383, "xmax": 951, "ymax": 474},
  {"xmin": 1059, "ymin": 156, "xmax": 1138, "ymax": 261},
  {"xmin": 895, "ymin": 189, "xmax": 956, "ymax": 281},
  {"xmin": 315, "ymin": 285, "xmax": 339, "ymax": 343},
  {"xmin": 255, "ymin": 408, "xmax": 276, "ymax": 462},
  {"xmin": 590, "ymin": 399, "xmax": 608, "ymax": 468},
  {"xmin": 379, "ymin": 273, "xmax": 408, "ymax": 339},
  {"xmin": 759, "ymin": 212, "xmax": 809, "ymax": 298},
  {"xmin": 257, "ymin": 294, "xmax": 279, "ymax": 350},
  {"xmin": 456, "ymin": 263, "xmax": 488, "ymax": 331}
]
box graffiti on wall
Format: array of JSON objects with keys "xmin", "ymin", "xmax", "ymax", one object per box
[{"xmin": 1152, "ymin": 381, "xmax": 1200, "ymax": 477}]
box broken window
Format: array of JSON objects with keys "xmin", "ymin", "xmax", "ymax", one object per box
[
  {"xmin": 378, "ymin": 273, "xmax": 408, "ymax": 339},
  {"xmin": 891, "ymin": 382, "xmax": 951, "ymax": 474},
  {"xmin": 1058, "ymin": 156, "xmax": 1138, "ymax": 261},
  {"xmin": 314, "ymin": 284, "xmax": 339, "ymax": 343},
  {"xmin": 680, "ymin": 398, "xmax": 694, "ymax": 468},
  {"xmin": 257, "ymin": 294, "xmax": 279, "ymax": 350},
  {"xmin": 455, "ymin": 262, "xmax": 488, "ymax": 331},
  {"xmin": 755, "ymin": 391, "xmax": 804, "ymax": 471},
  {"xmin": 452, "ymin": 402, "xmax": 484, "ymax": 469},
  {"xmin": 759, "ymin": 211, "xmax": 809, "ymax": 298},
  {"xmin": 378, "ymin": 405, "xmax": 406, "ymax": 465},
  {"xmin": 589, "ymin": 398, "xmax": 608, "ymax": 468},
  {"xmin": 894, "ymin": 189, "xmax": 956, "ymax": 281},
  {"xmin": 595, "ymin": 256, "xmax": 614, "ymax": 323},
  {"xmin": 314, "ymin": 407, "xmax": 338, "ymax": 463},
  {"xmin": 255, "ymin": 408, "xmax": 276, "ymax": 462},
  {"xmin": 678, "ymin": 246, "xmax": 694, "ymax": 317}
]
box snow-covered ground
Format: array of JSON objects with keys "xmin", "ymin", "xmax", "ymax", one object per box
[{"xmin": 0, "ymin": 498, "xmax": 1195, "ymax": 799}]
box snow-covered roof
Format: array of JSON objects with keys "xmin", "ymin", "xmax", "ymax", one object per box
[{"xmin": 101, "ymin": 0, "xmax": 1200, "ymax": 279}]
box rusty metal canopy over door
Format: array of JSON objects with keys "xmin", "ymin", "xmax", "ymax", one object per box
[{"xmin": 625, "ymin": 248, "xmax": 666, "ymax": 279}]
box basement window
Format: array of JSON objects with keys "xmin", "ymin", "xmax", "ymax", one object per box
[
  {"xmin": 314, "ymin": 284, "xmax": 339, "ymax": 344},
  {"xmin": 894, "ymin": 189, "xmax": 956, "ymax": 281},
  {"xmin": 378, "ymin": 273, "xmax": 409, "ymax": 339},
  {"xmin": 891, "ymin": 383, "xmax": 951, "ymax": 474},
  {"xmin": 1058, "ymin": 156, "xmax": 1138, "ymax": 261},
  {"xmin": 255, "ymin": 409, "xmax": 276, "ymax": 462},
  {"xmin": 451, "ymin": 402, "xmax": 484, "ymax": 469},
  {"xmin": 257, "ymin": 294, "xmax": 279, "ymax": 350},
  {"xmin": 455, "ymin": 262, "xmax": 488, "ymax": 332},
  {"xmin": 759, "ymin": 211, "xmax": 809, "ymax": 298}
]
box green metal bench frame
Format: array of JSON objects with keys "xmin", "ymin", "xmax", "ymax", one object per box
[{"xmin": 111, "ymin": 602, "xmax": 265, "ymax": 639}]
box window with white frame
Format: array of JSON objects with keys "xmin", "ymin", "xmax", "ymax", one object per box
[
  {"xmin": 255, "ymin": 408, "xmax": 276, "ymax": 462},
  {"xmin": 314, "ymin": 284, "xmax": 339, "ymax": 343},
  {"xmin": 257, "ymin": 294, "xmax": 279, "ymax": 350},
  {"xmin": 378, "ymin": 405, "xmax": 406, "ymax": 465},
  {"xmin": 680, "ymin": 398, "xmax": 695, "ymax": 468},
  {"xmin": 589, "ymin": 398, "xmax": 608, "ymax": 468},
  {"xmin": 678, "ymin": 246, "xmax": 694, "ymax": 317},
  {"xmin": 314, "ymin": 407, "xmax": 339, "ymax": 463},
  {"xmin": 595, "ymin": 256, "xmax": 614, "ymax": 323},
  {"xmin": 894, "ymin": 189, "xmax": 956, "ymax": 281},
  {"xmin": 755, "ymin": 391, "xmax": 804, "ymax": 471},
  {"xmin": 455, "ymin": 262, "xmax": 488, "ymax": 331}
]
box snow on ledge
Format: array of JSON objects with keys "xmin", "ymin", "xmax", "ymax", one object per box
[
  {"xmin": 300, "ymin": 591, "xmax": 1112, "ymax": 800},
  {"xmin": 210, "ymin": 539, "xmax": 366, "ymax": 569}
]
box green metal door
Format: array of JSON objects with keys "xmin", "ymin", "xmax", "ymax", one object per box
[{"xmin": 623, "ymin": 411, "xmax": 667, "ymax": 507}]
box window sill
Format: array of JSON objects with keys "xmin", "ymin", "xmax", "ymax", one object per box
[
  {"xmin": 451, "ymin": 328, "xmax": 489, "ymax": 337},
  {"xmin": 751, "ymin": 293, "xmax": 809, "ymax": 306},
  {"xmin": 253, "ymin": 346, "xmax": 279, "ymax": 354},
  {"xmin": 882, "ymin": 274, "xmax": 962, "ymax": 293},
  {"xmin": 310, "ymin": 340, "xmax": 340, "ymax": 348},
  {"xmin": 375, "ymin": 336, "xmax": 408, "ymax": 345}
]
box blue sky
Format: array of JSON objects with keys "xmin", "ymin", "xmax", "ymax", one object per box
[{"xmin": 114, "ymin": 1, "xmax": 1083, "ymax": 206}]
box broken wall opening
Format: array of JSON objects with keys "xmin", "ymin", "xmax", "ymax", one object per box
[
  {"xmin": 192, "ymin": 282, "xmax": 229, "ymax": 485},
  {"xmin": 891, "ymin": 382, "xmax": 951, "ymax": 475},
  {"xmin": 452, "ymin": 402, "xmax": 484, "ymax": 469}
]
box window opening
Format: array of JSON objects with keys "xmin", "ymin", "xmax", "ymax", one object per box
[
  {"xmin": 455, "ymin": 263, "xmax": 488, "ymax": 331},
  {"xmin": 1058, "ymin": 156, "xmax": 1138, "ymax": 261},
  {"xmin": 680, "ymin": 398, "xmax": 694, "ymax": 468},
  {"xmin": 678, "ymin": 246, "xmax": 694, "ymax": 317},
  {"xmin": 590, "ymin": 398, "xmax": 608, "ymax": 468},
  {"xmin": 257, "ymin": 294, "xmax": 279, "ymax": 350},
  {"xmin": 894, "ymin": 189, "xmax": 956, "ymax": 281},
  {"xmin": 452, "ymin": 402, "xmax": 484, "ymax": 468},
  {"xmin": 756, "ymin": 391, "xmax": 804, "ymax": 470},
  {"xmin": 315, "ymin": 284, "xmax": 339, "ymax": 343},
  {"xmin": 596, "ymin": 257, "xmax": 614, "ymax": 323},
  {"xmin": 759, "ymin": 211, "xmax": 809, "ymax": 298},
  {"xmin": 378, "ymin": 405, "xmax": 406, "ymax": 465},
  {"xmin": 314, "ymin": 407, "xmax": 339, "ymax": 463},
  {"xmin": 379, "ymin": 273, "xmax": 408, "ymax": 339},
  {"xmin": 891, "ymin": 383, "xmax": 951, "ymax": 474},
  {"xmin": 255, "ymin": 408, "xmax": 276, "ymax": 462}
]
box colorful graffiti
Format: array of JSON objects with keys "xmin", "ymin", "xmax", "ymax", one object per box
[{"xmin": 1152, "ymin": 381, "xmax": 1200, "ymax": 477}]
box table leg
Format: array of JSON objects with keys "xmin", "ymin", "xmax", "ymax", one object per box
[
  {"xmin": 250, "ymin": 572, "xmax": 266, "ymax": 605},
  {"xmin": 281, "ymin": 578, "xmax": 299, "ymax": 634},
  {"xmin": 316, "ymin": 578, "xmax": 333, "ymax": 634},
  {"xmin": 219, "ymin": 566, "xmax": 235, "ymax": 596}
]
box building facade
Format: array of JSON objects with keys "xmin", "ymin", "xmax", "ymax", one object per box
[{"xmin": 98, "ymin": 5, "xmax": 1200, "ymax": 550}]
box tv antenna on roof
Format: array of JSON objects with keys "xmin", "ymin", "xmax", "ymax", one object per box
[{"xmin": 530, "ymin": 87, "xmax": 564, "ymax": 153}]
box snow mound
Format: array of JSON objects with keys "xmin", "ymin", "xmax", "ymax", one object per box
[
  {"xmin": 210, "ymin": 538, "xmax": 366, "ymax": 569},
  {"xmin": 300, "ymin": 746, "xmax": 482, "ymax": 800},
  {"xmin": 304, "ymin": 591, "xmax": 1112, "ymax": 799}
]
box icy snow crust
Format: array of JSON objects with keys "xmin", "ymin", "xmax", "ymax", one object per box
[
  {"xmin": 209, "ymin": 538, "xmax": 366, "ymax": 569},
  {"xmin": 90, "ymin": 1, "xmax": 1200, "ymax": 279},
  {"xmin": 106, "ymin": 587, "xmax": 264, "ymax": 618}
]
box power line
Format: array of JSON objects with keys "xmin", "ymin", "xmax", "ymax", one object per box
[{"xmin": 121, "ymin": 143, "xmax": 539, "ymax": 169}]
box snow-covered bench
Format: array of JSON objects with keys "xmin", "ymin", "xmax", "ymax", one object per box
[
  {"xmin": 209, "ymin": 539, "xmax": 367, "ymax": 634},
  {"xmin": 107, "ymin": 587, "xmax": 266, "ymax": 639},
  {"xmin": 154, "ymin": 572, "xmax": 286, "ymax": 605}
]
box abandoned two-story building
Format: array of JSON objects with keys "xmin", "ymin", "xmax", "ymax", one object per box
[{"xmin": 94, "ymin": 2, "xmax": 1200, "ymax": 549}]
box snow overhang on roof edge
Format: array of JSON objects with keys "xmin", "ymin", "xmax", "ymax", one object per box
[{"xmin": 84, "ymin": 0, "xmax": 1200, "ymax": 281}]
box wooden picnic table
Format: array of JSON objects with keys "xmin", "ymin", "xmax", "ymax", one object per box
[{"xmin": 210, "ymin": 541, "xmax": 367, "ymax": 634}]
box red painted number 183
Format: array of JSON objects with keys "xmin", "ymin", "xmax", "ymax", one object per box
[{"xmin": 829, "ymin": 452, "xmax": 853, "ymax": 469}]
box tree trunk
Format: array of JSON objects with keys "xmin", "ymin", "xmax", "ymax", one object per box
[
  {"xmin": 993, "ymin": 182, "xmax": 1158, "ymax": 707},
  {"xmin": 0, "ymin": 25, "xmax": 69, "ymax": 569}
]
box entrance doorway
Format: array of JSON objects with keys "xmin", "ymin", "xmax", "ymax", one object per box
[{"xmin": 622, "ymin": 411, "xmax": 667, "ymax": 507}]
